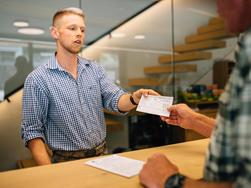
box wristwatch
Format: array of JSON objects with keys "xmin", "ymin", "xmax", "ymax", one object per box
[
  {"xmin": 129, "ymin": 94, "xmax": 138, "ymax": 105},
  {"xmin": 165, "ymin": 173, "xmax": 186, "ymax": 188}
]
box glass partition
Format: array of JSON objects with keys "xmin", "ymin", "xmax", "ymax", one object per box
[
  {"xmin": 82, "ymin": 0, "xmax": 173, "ymax": 95},
  {"xmin": 0, "ymin": 0, "xmax": 239, "ymax": 142},
  {"xmin": 82, "ymin": 0, "xmax": 174, "ymax": 149},
  {"xmin": 0, "ymin": 0, "xmax": 241, "ymax": 172},
  {"xmin": 173, "ymin": 0, "xmax": 238, "ymax": 107},
  {"xmin": 0, "ymin": 40, "xmax": 29, "ymax": 98},
  {"xmin": 0, "ymin": 0, "xmax": 166, "ymax": 172},
  {"xmin": 0, "ymin": 39, "xmax": 55, "ymax": 99},
  {"xmin": 0, "ymin": 0, "xmax": 158, "ymax": 101},
  {"xmin": 32, "ymin": 43, "xmax": 56, "ymax": 68}
]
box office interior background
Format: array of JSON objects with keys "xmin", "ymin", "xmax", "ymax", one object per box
[{"xmin": 0, "ymin": 0, "xmax": 237, "ymax": 171}]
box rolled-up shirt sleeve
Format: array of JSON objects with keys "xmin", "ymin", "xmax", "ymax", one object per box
[
  {"xmin": 21, "ymin": 75, "xmax": 48, "ymax": 146},
  {"xmin": 96, "ymin": 64, "xmax": 127, "ymax": 113}
]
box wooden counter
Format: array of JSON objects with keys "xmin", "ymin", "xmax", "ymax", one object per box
[{"xmin": 0, "ymin": 139, "xmax": 209, "ymax": 188}]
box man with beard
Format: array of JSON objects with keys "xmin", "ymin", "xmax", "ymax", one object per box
[
  {"xmin": 140, "ymin": 0, "xmax": 251, "ymax": 187},
  {"xmin": 21, "ymin": 7, "xmax": 159, "ymax": 165}
]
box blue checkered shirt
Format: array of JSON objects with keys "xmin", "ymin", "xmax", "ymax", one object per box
[
  {"xmin": 204, "ymin": 27, "xmax": 251, "ymax": 187},
  {"xmin": 21, "ymin": 55, "xmax": 126, "ymax": 151}
]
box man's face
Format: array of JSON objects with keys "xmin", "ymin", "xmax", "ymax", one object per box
[{"xmin": 54, "ymin": 13, "xmax": 85, "ymax": 54}]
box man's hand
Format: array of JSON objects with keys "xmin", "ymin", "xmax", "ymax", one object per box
[
  {"xmin": 139, "ymin": 153, "xmax": 178, "ymax": 188},
  {"xmin": 160, "ymin": 103, "xmax": 197, "ymax": 130},
  {"xmin": 132, "ymin": 89, "xmax": 160, "ymax": 104},
  {"xmin": 160, "ymin": 103, "xmax": 215, "ymax": 137},
  {"xmin": 118, "ymin": 89, "xmax": 159, "ymax": 112}
]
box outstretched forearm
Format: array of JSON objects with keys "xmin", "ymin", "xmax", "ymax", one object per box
[
  {"xmin": 190, "ymin": 113, "xmax": 216, "ymax": 137},
  {"xmin": 117, "ymin": 93, "xmax": 137, "ymax": 112},
  {"xmin": 164, "ymin": 104, "xmax": 216, "ymax": 137},
  {"xmin": 28, "ymin": 138, "xmax": 51, "ymax": 165},
  {"xmin": 118, "ymin": 89, "xmax": 160, "ymax": 112}
]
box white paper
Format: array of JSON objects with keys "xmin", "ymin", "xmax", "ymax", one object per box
[
  {"xmin": 85, "ymin": 154, "xmax": 144, "ymax": 178},
  {"xmin": 136, "ymin": 95, "xmax": 173, "ymax": 117}
]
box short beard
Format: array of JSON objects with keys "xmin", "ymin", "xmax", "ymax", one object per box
[{"xmin": 65, "ymin": 45, "xmax": 82, "ymax": 54}]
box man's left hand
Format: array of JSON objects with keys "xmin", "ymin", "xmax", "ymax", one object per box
[{"xmin": 139, "ymin": 153, "xmax": 179, "ymax": 188}]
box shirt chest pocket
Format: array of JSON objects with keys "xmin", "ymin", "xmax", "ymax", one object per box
[
  {"xmin": 87, "ymin": 83, "xmax": 101, "ymax": 97},
  {"xmin": 80, "ymin": 82, "xmax": 102, "ymax": 107}
]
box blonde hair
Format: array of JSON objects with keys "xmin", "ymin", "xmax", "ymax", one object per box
[{"xmin": 52, "ymin": 7, "xmax": 85, "ymax": 26}]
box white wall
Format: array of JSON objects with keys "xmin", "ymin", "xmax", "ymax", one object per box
[{"xmin": 0, "ymin": 90, "xmax": 31, "ymax": 172}]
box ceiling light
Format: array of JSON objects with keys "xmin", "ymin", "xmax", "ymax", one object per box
[
  {"xmin": 13, "ymin": 21, "xmax": 29, "ymax": 27},
  {"xmin": 18, "ymin": 27, "xmax": 45, "ymax": 35},
  {"xmin": 111, "ymin": 33, "xmax": 126, "ymax": 38},
  {"xmin": 134, "ymin": 35, "xmax": 145, "ymax": 40}
]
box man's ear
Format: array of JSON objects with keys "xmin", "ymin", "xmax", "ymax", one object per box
[{"xmin": 50, "ymin": 26, "xmax": 59, "ymax": 40}]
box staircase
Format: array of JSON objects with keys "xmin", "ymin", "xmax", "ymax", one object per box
[
  {"xmin": 106, "ymin": 17, "xmax": 237, "ymax": 136},
  {"xmin": 128, "ymin": 17, "xmax": 236, "ymax": 88}
]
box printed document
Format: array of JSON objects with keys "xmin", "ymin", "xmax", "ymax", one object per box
[
  {"xmin": 85, "ymin": 155, "xmax": 144, "ymax": 178},
  {"xmin": 136, "ymin": 95, "xmax": 173, "ymax": 117}
]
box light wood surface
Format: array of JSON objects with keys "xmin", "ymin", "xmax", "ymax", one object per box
[
  {"xmin": 0, "ymin": 139, "xmax": 209, "ymax": 188},
  {"xmin": 174, "ymin": 40, "xmax": 226, "ymax": 52},
  {"xmin": 144, "ymin": 64, "xmax": 197, "ymax": 74},
  {"xmin": 158, "ymin": 52, "xmax": 212, "ymax": 64},
  {"xmin": 185, "ymin": 30, "xmax": 232, "ymax": 43},
  {"xmin": 208, "ymin": 17, "xmax": 225, "ymax": 25},
  {"xmin": 197, "ymin": 23, "xmax": 225, "ymax": 34},
  {"xmin": 128, "ymin": 77, "xmax": 162, "ymax": 86},
  {"xmin": 127, "ymin": 77, "xmax": 180, "ymax": 87}
]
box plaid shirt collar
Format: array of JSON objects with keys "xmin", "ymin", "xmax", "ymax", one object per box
[{"xmin": 45, "ymin": 52, "xmax": 91, "ymax": 71}]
